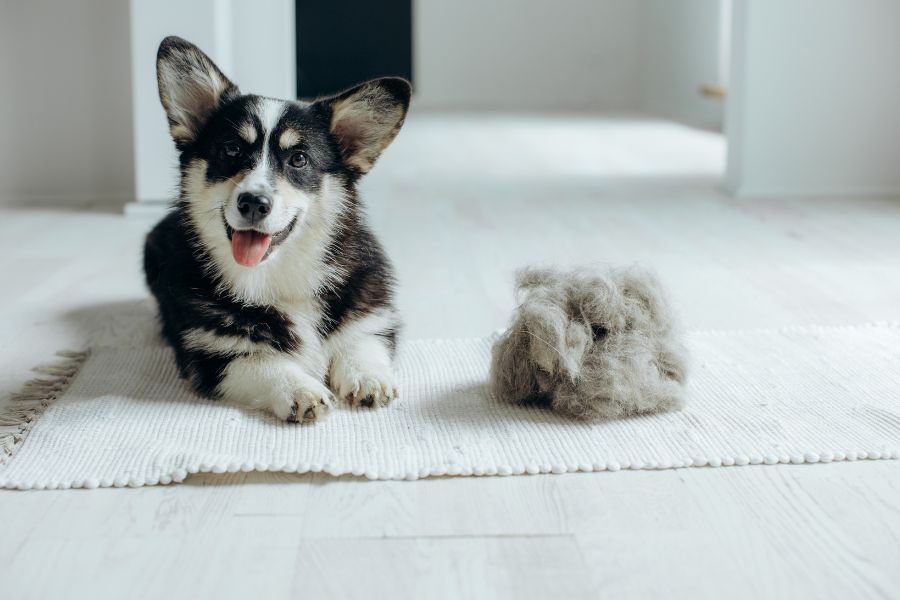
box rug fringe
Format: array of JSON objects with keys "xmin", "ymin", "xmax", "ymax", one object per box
[
  {"xmin": 0, "ymin": 407, "xmax": 38, "ymax": 426},
  {"xmin": 0, "ymin": 350, "xmax": 90, "ymax": 465}
]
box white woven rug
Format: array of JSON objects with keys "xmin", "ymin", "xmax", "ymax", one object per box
[{"xmin": 1, "ymin": 323, "xmax": 899, "ymax": 489}]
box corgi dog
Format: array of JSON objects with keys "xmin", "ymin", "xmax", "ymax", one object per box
[{"xmin": 144, "ymin": 36, "xmax": 409, "ymax": 422}]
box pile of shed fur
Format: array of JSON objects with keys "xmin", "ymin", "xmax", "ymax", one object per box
[{"xmin": 490, "ymin": 266, "xmax": 689, "ymax": 420}]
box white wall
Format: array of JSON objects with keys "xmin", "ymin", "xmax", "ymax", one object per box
[
  {"xmin": 639, "ymin": 0, "xmax": 725, "ymax": 129},
  {"xmin": 413, "ymin": 0, "xmax": 644, "ymax": 111},
  {"xmin": 413, "ymin": 0, "xmax": 727, "ymax": 128},
  {"xmin": 726, "ymin": 0, "xmax": 900, "ymax": 196},
  {"xmin": 0, "ymin": 0, "xmax": 134, "ymax": 206}
]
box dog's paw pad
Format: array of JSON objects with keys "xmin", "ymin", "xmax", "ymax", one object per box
[
  {"xmin": 287, "ymin": 388, "xmax": 331, "ymax": 424},
  {"xmin": 342, "ymin": 374, "xmax": 397, "ymax": 409}
]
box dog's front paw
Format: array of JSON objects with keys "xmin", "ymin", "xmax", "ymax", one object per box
[
  {"xmin": 219, "ymin": 355, "xmax": 334, "ymax": 423},
  {"xmin": 287, "ymin": 386, "xmax": 332, "ymax": 423},
  {"xmin": 332, "ymin": 369, "xmax": 398, "ymax": 409},
  {"xmin": 268, "ymin": 378, "xmax": 333, "ymax": 424}
]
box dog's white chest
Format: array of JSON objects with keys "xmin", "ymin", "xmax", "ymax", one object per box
[{"xmin": 280, "ymin": 297, "xmax": 328, "ymax": 373}]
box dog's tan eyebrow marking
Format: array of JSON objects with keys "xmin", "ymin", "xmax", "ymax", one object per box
[
  {"xmin": 239, "ymin": 122, "xmax": 257, "ymax": 144},
  {"xmin": 279, "ymin": 128, "xmax": 300, "ymax": 149}
]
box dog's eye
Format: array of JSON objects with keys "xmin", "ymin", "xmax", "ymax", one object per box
[
  {"xmin": 288, "ymin": 151, "xmax": 308, "ymax": 169},
  {"xmin": 222, "ymin": 141, "xmax": 242, "ymax": 158}
]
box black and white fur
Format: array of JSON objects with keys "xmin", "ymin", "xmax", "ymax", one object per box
[{"xmin": 144, "ymin": 37, "xmax": 409, "ymax": 422}]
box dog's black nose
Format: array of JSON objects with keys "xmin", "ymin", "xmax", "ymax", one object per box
[{"xmin": 237, "ymin": 192, "xmax": 272, "ymax": 223}]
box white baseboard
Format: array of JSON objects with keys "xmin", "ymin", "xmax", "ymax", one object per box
[{"xmin": 726, "ymin": 184, "xmax": 900, "ymax": 199}]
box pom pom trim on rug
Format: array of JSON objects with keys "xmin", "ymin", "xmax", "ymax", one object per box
[{"xmin": 1, "ymin": 324, "xmax": 899, "ymax": 489}]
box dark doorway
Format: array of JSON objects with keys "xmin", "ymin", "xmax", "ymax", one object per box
[{"xmin": 295, "ymin": 0, "xmax": 413, "ymax": 99}]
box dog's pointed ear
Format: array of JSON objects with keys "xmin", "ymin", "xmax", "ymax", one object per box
[
  {"xmin": 156, "ymin": 36, "xmax": 238, "ymax": 144},
  {"xmin": 319, "ymin": 77, "xmax": 411, "ymax": 174}
]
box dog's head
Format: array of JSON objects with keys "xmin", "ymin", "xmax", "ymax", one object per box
[{"xmin": 156, "ymin": 36, "xmax": 410, "ymax": 269}]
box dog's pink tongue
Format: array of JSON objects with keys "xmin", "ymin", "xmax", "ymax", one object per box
[{"xmin": 231, "ymin": 230, "xmax": 272, "ymax": 267}]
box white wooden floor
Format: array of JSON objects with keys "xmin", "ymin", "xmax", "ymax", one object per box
[{"xmin": 2, "ymin": 114, "xmax": 900, "ymax": 599}]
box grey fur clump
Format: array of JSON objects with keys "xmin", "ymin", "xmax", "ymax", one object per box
[{"xmin": 490, "ymin": 266, "xmax": 689, "ymax": 420}]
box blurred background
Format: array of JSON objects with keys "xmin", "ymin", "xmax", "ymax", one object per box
[{"xmin": 1, "ymin": 0, "xmax": 897, "ymax": 210}]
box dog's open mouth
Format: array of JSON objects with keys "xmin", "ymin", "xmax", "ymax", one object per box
[{"xmin": 224, "ymin": 215, "xmax": 298, "ymax": 267}]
